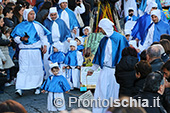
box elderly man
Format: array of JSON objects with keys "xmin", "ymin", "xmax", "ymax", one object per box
[
  {"xmin": 11, "ymin": 9, "xmax": 50, "ymax": 96},
  {"xmin": 87, "ymin": 18, "xmax": 129, "ymax": 113},
  {"xmin": 146, "ymin": 45, "xmax": 164, "ymax": 72},
  {"xmin": 57, "ymin": 0, "xmax": 80, "ymax": 37},
  {"xmin": 139, "ymin": 9, "xmax": 170, "ymax": 52}
]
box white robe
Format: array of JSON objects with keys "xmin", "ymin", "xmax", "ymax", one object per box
[
  {"xmin": 138, "ymin": 23, "xmax": 155, "ymax": 52},
  {"xmin": 64, "ymin": 51, "xmax": 84, "ymax": 89},
  {"xmin": 124, "ymin": 0, "xmax": 138, "ymax": 17},
  {"xmin": 14, "ymin": 23, "xmax": 48, "ymax": 90},
  {"xmin": 91, "ymin": 38, "xmax": 120, "ymax": 113}
]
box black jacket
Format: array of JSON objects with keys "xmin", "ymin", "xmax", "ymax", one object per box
[
  {"xmin": 115, "ymin": 55, "xmax": 138, "ymax": 97},
  {"xmin": 4, "ymin": 18, "xmax": 14, "ymax": 29},
  {"xmin": 12, "ymin": 15, "xmax": 20, "ymax": 27},
  {"xmin": 132, "ymin": 77, "xmax": 146, "ymax": 96},
  {"xmin": 150, "ymin": 58, "xmax": 164, "ymax": 72},
  {"xmin": 133, "ymin": 91, "xmax": 167, "ymax": 113}
]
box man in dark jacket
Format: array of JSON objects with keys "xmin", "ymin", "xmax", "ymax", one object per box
[
  {"xmin": 133, "ymin": 71, "xmax": 167, "ymax": 113},
  {"xmin": 3, "ymin": 7, "xmax": 14, "ymax": 29},
  {"xmin": 146, "ymin": 44, "xmax": 164, "ymax": 72},
  {"xmin": 161, "ymin": 60, "xmax": 170, "ymax": 113}
]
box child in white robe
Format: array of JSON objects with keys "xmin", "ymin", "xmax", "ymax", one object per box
[
  {"xmin": 63, "ymin": 40, "xmax": 83, "ymax": 89},
  {"xmin": 41, "ymin": 63, "xmax": 71, "ymax": 112}
]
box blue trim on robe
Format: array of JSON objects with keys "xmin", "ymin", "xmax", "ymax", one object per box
[
  {"xmin": 48, "ymin": 52, "xmax": 65, "ymax": 63},
  {"xmin": 142, "ymin": 20, "xmax": 170, "ymax": 45},
  {"xmin": 41, "ymin": 75, "xmax": 71, "ymax": 93},
  {"xmin": 124, "ymin": 15, "xmax": 138, "ymax": 23},
  {"xmin": 64, "ymin": 50, "xmax": 78, "ymax": 66},
  {"xmin": 82, "ymin": 35, "xmax": 87, "ymax": 38},
  {"xmin": 92, "ymin": 32, "xmax": 129, "ymax": 69},
  {"xmin": 132, "ymin": 12, "xmax": 168, "ymax": 43},
  {"xmin": 77, "ymin": 45, "xmax": 84, "ymax": 51},
  {"xmin": 139, "ymin": 0, "xmax": 162, "ymax": 12},
  {"xmin": 11, "ymin": 20, "xmax": 51, "ymax": 45},
  {"xmin": 57, "ymin": 7, "xmax": 80, "ymax": 30},
  {"xmin": 43, "ymin": 18, "xmax": 72, "ymax": 44}
]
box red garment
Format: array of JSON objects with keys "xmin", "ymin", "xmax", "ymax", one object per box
[{"xmin": 26, "ymin": 0, "xmax": 36, "ymax": 6}]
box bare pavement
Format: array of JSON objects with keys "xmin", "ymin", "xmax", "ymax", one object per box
[{"xmin": 0, "ymin": 86, "xmax": 92, "ymax": 113}]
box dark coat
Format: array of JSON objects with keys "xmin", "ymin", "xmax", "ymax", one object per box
[
  {"xmin": 4, "ymin": 18, "xmax": 14, "ymax": 29},
  {"xmin": 115, "ymin": 55, "xmax": 138, "ymax": 96},
  {"xmin": 133, "ymin": 91, "xmax": 167, "ymax": 113},
  {"xmin": 132, "ymin": 77, "xmax": 146, "ymax": 96},
  {"xmin": 150, "ymin": 58, "xmax": 164, "ymax": 72}
]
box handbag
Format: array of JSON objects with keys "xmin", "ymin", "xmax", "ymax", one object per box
[{"xmin": 76, "ymin": 13, "xmax": 84, "ymax": 28}]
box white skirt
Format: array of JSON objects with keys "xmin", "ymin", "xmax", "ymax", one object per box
[
  {"xmin": 64, "ymin": 68, "xmax": 80, "ymax": 89},
  {"xmin": 16, "ymin": 49, "xmax": 44, "ymax": 90},
  {"xmin": 47, "ymin": 92, "xmax": 65, "ymax": 111},
  {"xmin": 92, "ymin": 67, "xmax": 120, "ymax": 113}
]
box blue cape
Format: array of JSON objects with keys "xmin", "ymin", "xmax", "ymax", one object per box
[
  {"xmin": 92, "ymin": 32, "xmax": 129, "ymax": 69},
  {"xmin": 43, "ymin": 18, "xmax": 72, "ymax": 44},
  {"xmin": 139, "ymin": 0, "xmax": 162, "ymax": 12},
  {"xmin": 124, "ymin": 15, "xmax": 138, "ymax": 23},
  {"xmin": 41, "ymin": 75, "xmax": 71, "ymax": 93},
  {"xmin": 132, "ymin": 12, "xmax": 168, "ymax": 42},
  {"xmin": 77, "ymin": 45, "xmax": 84, "ymax": 51},
  {"xmin": 142, "ymin": 20, "xmax": 170, "ymax": 45},
  {"xmin": 11, "ymin": 20, "xmax": 50, "ymax": 45},
  {"xmin": 64, "ymin": 50, "xmax": 78, "ymax": 66},
  {"xmin": 58, "ymin": 7, "xmax": 80, "ymax": 30},
  {"xmin": 48, "ymin": 52, "xmax": 65, "ymax": 63}
]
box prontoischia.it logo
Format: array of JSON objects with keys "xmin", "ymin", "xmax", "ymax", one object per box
[{"xmin": 53, "ymin": 97, "xmax": 161, "ymax": 108}]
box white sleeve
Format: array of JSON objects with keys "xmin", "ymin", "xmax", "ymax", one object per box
[
  {"xmin": 14, "ymin": 36, "xmax": 22, "ymax": 44},
  {"xmin": 77, "ymin": 51, "xmax": 84, "ymax": 66},
  {"xmin": 75, "ymin": 3, "xmax": 85, "ymax": 14},
  {"xmin": 33, "ymin": 23, "xmax": 48, "ymax": 46}
]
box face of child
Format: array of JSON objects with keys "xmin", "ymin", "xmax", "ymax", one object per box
[
  {"xmin": 70, "ymin": 45, "xmax": 76, "ymax": 51},
  {"xmin": 53, "ymin": 47, "xmax": 58, "ymax": 52},
  {"xmin": 125, "ymin": 34, "xmax": 130, "ymax": 41},
  {"xmin": 52, "ymin": 68, "xmax": 60, "ymax": 76},
  {"xmin": 84, "ymin": 29, "xmax": 89, "ymax": 35},
  {"xmin": 5, "ymin": 32, "xmax": 10, "ymax": 38},
  {"xmin": 75, "ymin": 38, "xmax": 81, "ymax": 46}
]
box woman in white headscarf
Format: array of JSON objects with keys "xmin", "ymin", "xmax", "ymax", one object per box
[
  {"xmin": 87, "ymin": 18, "xmax": 129, "ymax": 113},
  {"xmin": 11, "ymin": 9, "xmax": 50, "ymax": 96}
]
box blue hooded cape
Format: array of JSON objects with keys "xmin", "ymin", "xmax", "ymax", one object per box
[
  {"xmin": 41, "ymin": 75, "xmax": 71, "ymax": 93},
  {"xmin": 92, "ymin": 32, "xmax": 129, "ymax": 69},
  {"xmin": 11, "ymin": 20, "xmax": 50, "ymax": 45},
  {"xmin": 57, "ymin": 7, "xmax": 80, "ymax": 30},
  {"xmin": 48, "ymin": 52, "xmax": 65, "ymax": 63},
  {"xmin": 77, "ymin": 45, "xmax": 84, "ymax": 51},
  {"xmin": 43, "ymin": 18, "xmax": 72, "ymax": 44},
  {"xmin": 124, "ymin": 15, "xmax": 138, "ymax": 23},
  {"xmin": 142, "ymin": 20, "xmax": 170, "ymax": 45},
  {"xmin": 64, "ymin": 50, "xmax": 78, "ymax": 66},
  {"xmin": 132, "ymin": 12, "xmax": 168, "ymax": 43},
  {"xmin": 139, "ymin": 0, "xmax": 162, "ymax": 12}
]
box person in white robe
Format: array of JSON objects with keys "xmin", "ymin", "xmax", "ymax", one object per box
[
  {"xmin": 87, "ymin": 18, "xmax": 129, "ymax": 113},
  {"xmin": 11, "ymin": 9, "xmax": 50, "ymax": 96},
  {"xmin": 57, "ymin": 0, "xmax": 80, "ymax": 38},
  {"xmin": 124, "ymin": 0, "xmax": 138, "ymax": 17}
]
